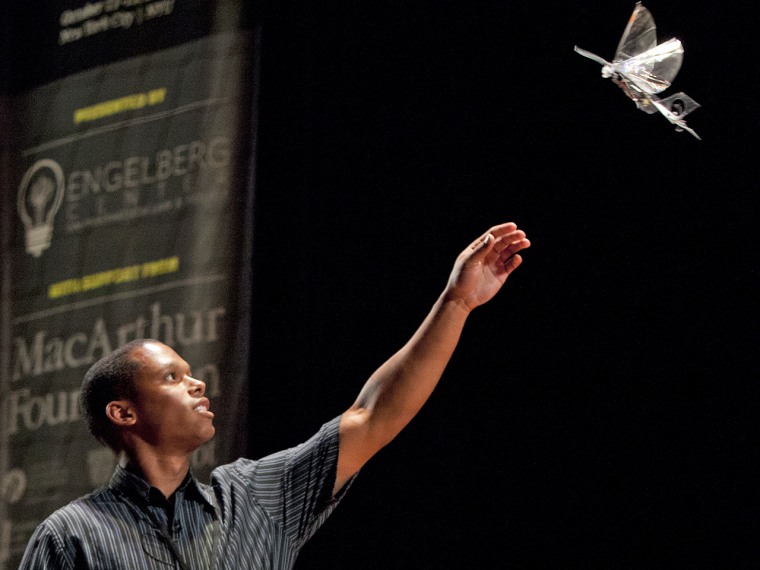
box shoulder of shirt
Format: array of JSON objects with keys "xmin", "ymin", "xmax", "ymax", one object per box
[
  {"xmin": 208, "ymin": 417, "xmax": 342, "ymax": 482},
  {"xmin": 210, "ymin": 457, "xmax": 260, "ymax": 478}
]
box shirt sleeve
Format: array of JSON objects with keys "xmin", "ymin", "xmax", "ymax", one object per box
[
  {"xmin": 18, "ymin": 522, "xmax": 74, "ymax": 570},
  {"xmin": 229, "ymin": 415, "xmax": 356, "ymax": 547}
]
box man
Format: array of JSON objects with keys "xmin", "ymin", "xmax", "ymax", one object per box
[{"xmin": 19, "ymin": 222, "xmax": 530, "ymax": 569}]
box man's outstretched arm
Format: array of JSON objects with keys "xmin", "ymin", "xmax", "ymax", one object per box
[{"xmin": 334, "ymin": 222, "xmax": 530, "ymax": 493}]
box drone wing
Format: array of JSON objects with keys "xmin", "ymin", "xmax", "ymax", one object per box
[
  {"xmin": 616, "ymin": 37, "xmax": 684, "ymax": 94},
  {"xmin": 614, "ymin": 2, "xmax": 658, "ymax": 62}
]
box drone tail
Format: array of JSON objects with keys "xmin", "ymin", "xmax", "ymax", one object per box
[
  {"xmin": 652, "ymin": 93, "xmax": 702, "ymax": 139},
  {"xmin": 657, "ymin": 92, "xmax": 700, "ymax": 119}
]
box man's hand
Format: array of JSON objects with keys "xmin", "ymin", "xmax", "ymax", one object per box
[{"xmin": 444, "ymin": 222, "xmax": 530, "ymax": 312}]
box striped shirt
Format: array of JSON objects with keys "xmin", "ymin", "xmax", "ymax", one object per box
[{"xmin": 19, "ymin": 416, "xmax": 354, "ymax": 569}]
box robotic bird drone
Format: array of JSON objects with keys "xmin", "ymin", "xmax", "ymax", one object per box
[{"xmin": 574, "ymin": 2, "xmax": 701, "ymax": 140}]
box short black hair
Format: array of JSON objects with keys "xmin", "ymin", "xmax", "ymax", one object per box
[{"xmin": 80, "ymin": 339, "xmax": 157, "ymax": 451}]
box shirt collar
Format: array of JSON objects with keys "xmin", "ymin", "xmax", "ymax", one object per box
[{"xmin": 109, "ymin": 464, "xmax": 215, "ymax": 510}]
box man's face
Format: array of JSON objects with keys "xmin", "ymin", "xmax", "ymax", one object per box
[{"xmin": 126, "ymin": 342, "xmax": 215, "ymax": 454}]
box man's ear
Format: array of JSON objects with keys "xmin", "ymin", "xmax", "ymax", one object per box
[{"xmin": 105, "ymin": 401, "xmax": 137, "ymax": 427}]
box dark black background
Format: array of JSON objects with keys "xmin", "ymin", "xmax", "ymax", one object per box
[
  {"xmin": 249, "ymin": 2, "xmax": 757, "ymax": 568},
  {"xmin": 5, "ymin": 1, "xmax": 757, "ymax": 567}
]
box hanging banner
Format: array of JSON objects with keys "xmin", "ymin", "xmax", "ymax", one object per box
[{"xmin": 0, "ymin": 11, "xmax": 258, "ymax": 567}]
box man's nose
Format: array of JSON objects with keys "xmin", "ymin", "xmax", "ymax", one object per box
[{"xmin": 187, "ymin": 376, "xmax": 206, "ymax": 395}]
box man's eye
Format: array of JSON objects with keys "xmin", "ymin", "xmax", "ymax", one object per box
[{"xmin": 167, "ymin": 372, "xmax": 176, "ymax": 381}]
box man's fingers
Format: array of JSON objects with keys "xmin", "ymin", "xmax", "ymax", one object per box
[
  {"xmin": 505, "ymin": 237, "xmax": 531, "ymax": 253},
  {"xmin": 487, "ymin": 222, "xmax": 518, "ymax": 238},
  {"xmin": 502, "ymin": 253, "xmax": 523, "ymax": 273},
  {"xmin": 468, "ymin": 224, "xmax": 529, "ymax": 267},
  {"xmin": 492, "ymin": 230, "xmax": 526, "ymax": 250},
  {"xmin": 496, "ymin": 238, "xmax": 530, "ymax": 273}
]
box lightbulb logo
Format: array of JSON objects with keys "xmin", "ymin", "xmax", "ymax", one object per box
[{"xmin": 17, "ymin": 159, "xmax": 65, "ymax": 258}]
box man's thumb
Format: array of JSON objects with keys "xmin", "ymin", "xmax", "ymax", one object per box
[{"xmin": 478, "ymin": 233, "xmax": 495, "ymax": 255}]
